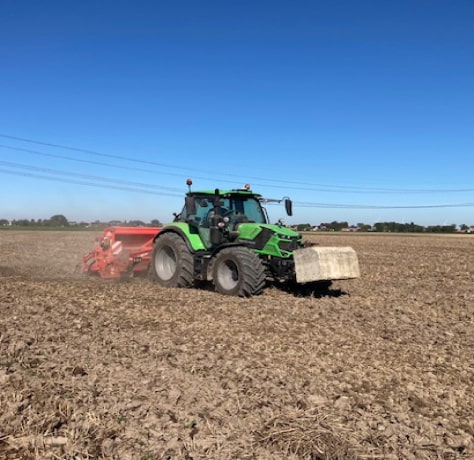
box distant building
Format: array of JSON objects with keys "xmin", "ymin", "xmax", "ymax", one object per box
[{"xmin": 341, "ymin": 226, "xmax": 360, "ymax": 232}]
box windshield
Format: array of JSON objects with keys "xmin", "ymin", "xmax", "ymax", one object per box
[{"xmin": 182, "ymin": 194, "xmax": 267, "ymax": 225}]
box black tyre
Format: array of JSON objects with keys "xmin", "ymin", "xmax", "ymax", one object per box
[
  {"xmin": 151, "ymin": 233, "xmax": 194, "ymax": 288},
  {"xmin": 213, "ymin": 247, "xmax": 266, "ymax": 297}
]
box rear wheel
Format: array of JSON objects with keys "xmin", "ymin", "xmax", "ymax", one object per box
[
  {"xmin": 213, "ymin": 247, "xmax": 266, "ymax": 297},
  {"xmin": 151, "ymin": 233, "xmax": 194, "ymax": 288}
]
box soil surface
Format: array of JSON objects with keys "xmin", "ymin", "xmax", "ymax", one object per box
[{"xmin": 0, "ymin": 230, "xmax": 473, "ymax": 459}]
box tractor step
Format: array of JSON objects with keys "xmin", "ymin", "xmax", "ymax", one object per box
[{"xmin": 293, "ymin": 246, "xmax": 360, "ymax": 283}]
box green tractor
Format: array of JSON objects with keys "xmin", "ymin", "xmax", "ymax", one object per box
[{"xmin": 150, "ymin": 180, "xmax": 359, "ymax": 296}]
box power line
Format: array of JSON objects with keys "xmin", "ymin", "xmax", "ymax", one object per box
[
  {"xmin": 1, "ymin": 143, "xmax": 154, "ymax": 173},
  {"xmin": 0, "ymin": 169, "xmax": 183, "ymax": 198},
  {"xmin": 0, "ymin": 143, "xmax": 249, "ymax": 189},
  {"xmin": 2, "ymin": 141, "xmax": 474, "ymax": 195},
  {"xmin": 0, "ymin": 133, "xmax": 182, "ymax": 169},
  {"xmin": 0, "ymin": 160, "xmax": 183, "ymax": 193},
  {"xmin": 1, "ymin": 162, "xmax": 474, "ymax": 210},
  {"xmin": 2, "ymin": 133, "xmax": 472, "ymax": 194},
  {"xmin": 294, "ymin": 201, "xmax": 474, "ymax": 209}
]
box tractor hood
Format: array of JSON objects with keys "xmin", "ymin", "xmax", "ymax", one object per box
[{"xmin": 235, "ymin": 222, "xmax": 302, "ymax": 258}]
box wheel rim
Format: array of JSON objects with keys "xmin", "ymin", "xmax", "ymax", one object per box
[
  {"xmin": 155, "ymin": 245, "xmax": 177, "ymax": 281},
  {"xmin": 217, "ymin": 259, "xmax": 239, "ymax": 290}
]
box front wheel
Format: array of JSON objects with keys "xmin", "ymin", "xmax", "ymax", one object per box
[
  {"xmin": 151, "ymin": 233, "xmax": 194, "ymax": 288},
  {"xmin": 213, "ymin": 247, "xmax": 266, "ymax": 297}
]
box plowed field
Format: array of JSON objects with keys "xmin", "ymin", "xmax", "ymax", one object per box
[{"xmin": 0, "ymin": 230, "xmax": 473, "ymax": 459}]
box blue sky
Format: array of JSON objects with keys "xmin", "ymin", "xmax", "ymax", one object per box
[{"xmin": 1, "ymin": 0, "xmax": 473, "ymax": 225}]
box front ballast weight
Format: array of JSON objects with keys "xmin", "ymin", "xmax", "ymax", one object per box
[{"xmin": 293, "ymin": 246, "xmax": 360, "ymax": 283}]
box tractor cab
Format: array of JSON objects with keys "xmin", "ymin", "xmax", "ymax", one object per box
[
  {"xmin": 182, "ymin": 192, "xmax": 266, "ymax": 224},
  {"xmin": 178, "ymin": 188, "xmax": 268, "ymax": 248}
]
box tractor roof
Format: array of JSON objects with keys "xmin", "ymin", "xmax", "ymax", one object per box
[{"xmin": 187, "ymin": 189, "xmax": 262, "ymax": 198}]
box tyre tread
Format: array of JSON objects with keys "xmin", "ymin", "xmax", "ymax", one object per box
[
  {"xmin": 151, "ymin": 233, "xmax": 194, "ymax": 288},
  {"xmin": 214, "ymin": 247, "xmax": 266, "ymax": 296}
]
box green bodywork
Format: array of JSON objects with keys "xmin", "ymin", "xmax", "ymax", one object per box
[
  {"xmin": 236, "ymin": 223, "xmax": 301, "ymax": 258},
  {"xmin": 159, "ymin": 188, "xmax": 302, "ymax": 259},
  {"xmin": 160, "ymin": 222, "xmax": 207, "ymax": 251}
]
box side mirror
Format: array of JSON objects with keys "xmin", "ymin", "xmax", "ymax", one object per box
[
  {"xmin": 284, "ymin": 198, "xmax": 293, "ymax": 216},
  {"xmin": 185, "ymin": 196, "xmax": 196, "ymax": 215}
]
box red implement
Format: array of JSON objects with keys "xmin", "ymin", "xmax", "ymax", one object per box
[{"xmin": 83, "ymin": 226, "xmax": 161, "ymax": 279}]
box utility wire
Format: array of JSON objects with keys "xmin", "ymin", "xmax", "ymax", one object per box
[
  {"xmin": 294, "ymin": 201, "xmax": 474, "ymax": 209},
  {"xmin": 0, "ymin": 144, "xmax": 250, "ymax": 190},
  {"xmin": 0, "ymin": 160, "xmax": 183, "ymax": 193},
  {"xmin": 2, "ymin": 142, "xmax": 474, "ymax": 195},
  {"xmin": 2, "ymin": 133, "xmax": 471, "ymax": 194},
  {"xmin": 1, "ymin": 162, "xmax": 474, "ymax": 209},
  {"xmin": 0, "ymin": 169, "xmax": 183, "ymax": 198}
]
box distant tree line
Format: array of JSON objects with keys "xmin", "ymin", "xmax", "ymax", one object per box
[
  {"xmin": 1, "ymin": 216, "xmax": 471, "ymax": 234},
  {"xmin": 0, "ymin": 215, "xmax": 70, "ymax": 227},
  {"xmin": 371, "ymin": 222, "xmax": 457, "ymax": 233},
  {"xmin": 0, "ymin": 215, "xmax": 162, "ymax": 228},
  {"xmin": 296, "ymin": 220, "xmax": 469, "ymax": 233}
]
